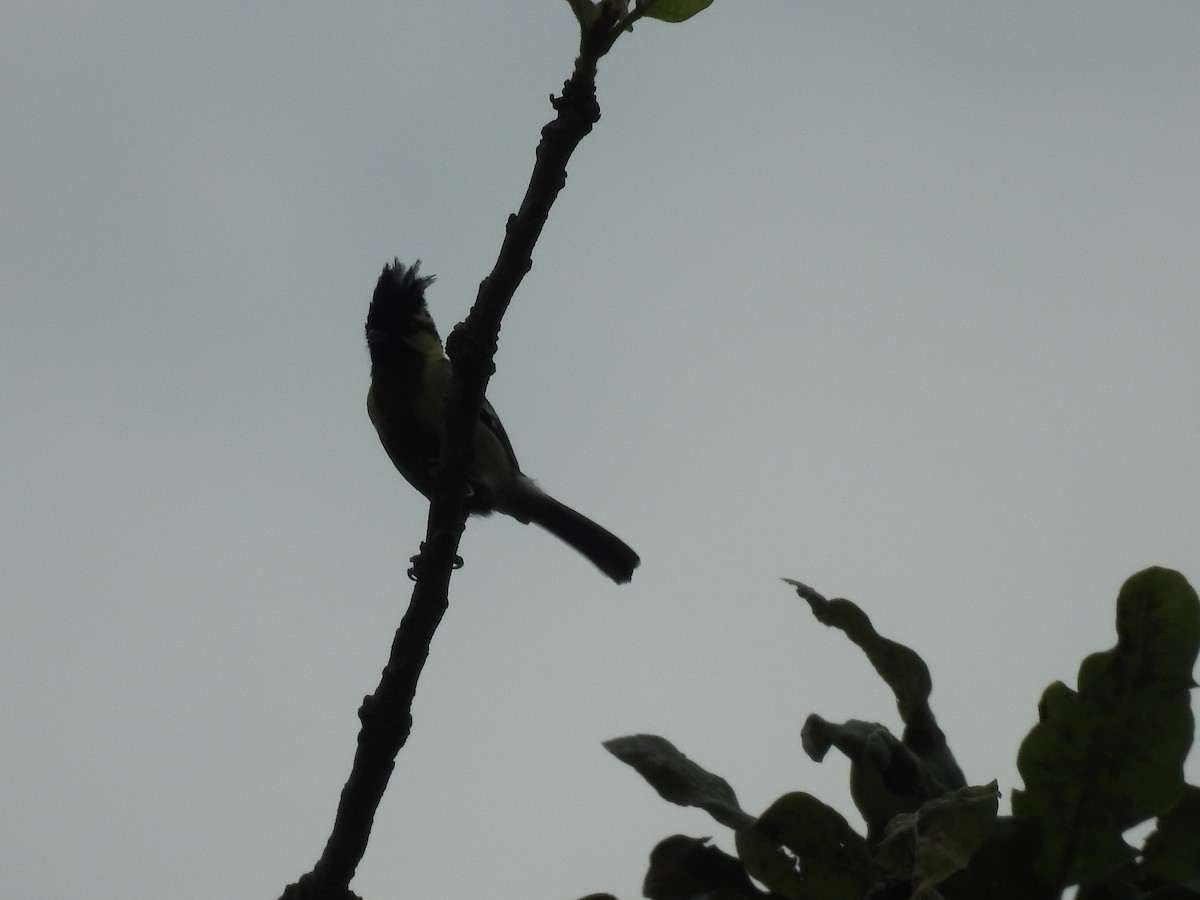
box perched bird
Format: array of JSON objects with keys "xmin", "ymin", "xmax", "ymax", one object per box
[{"xmin": 365, "ymin": 259, "xmax": 640, "ymax": 584}]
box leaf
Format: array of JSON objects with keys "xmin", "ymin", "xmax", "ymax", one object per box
[
  {"xmin": 637, "ymin": 0, "xmax": 716, "ymax": 23},
  {"xmin": 1012, "ymin": 567, "xmax": 1200, "ymax": 887},
  {"xmin": 785, "ymin": 580, "xmax": 965, "ymax": 793},
  {"xmin": 786, "ymin": 580, "xmax": 932, "ymax": 720},
  {"xmin": 604, "ymin": 734, "xmax": 757, "ymax": 831},
  {"xmin": 643, "ymin": 835, "xmax": 771, "ymax": 900},
  {"xmin": 874, "ymin": 782, "xmax": 1000, "ymax": 898},
  {"xmin": 735, "ymin": 792, "xmax": 882, "ymax": 900},
  {"xmin": 802, "ymin": 716, "xmax": 937, "ymax": 839},
  {"xmin": 941, "ymin": 815, "xmax": 1058, "ymax": 900},
  {"xmin": 1070, "ymin": 884, "xmax": 1138, "ymax": 900},
  {"xmin": 1144, "ymin": 887, "xmax": 1200, "ymax": 899},
  {"xmin": 1143, "ymin": 784, "xmax": 1200, "ymax": 884}
]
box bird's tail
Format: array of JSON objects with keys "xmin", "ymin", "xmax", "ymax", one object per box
[{"xmin": 506, "ymin": 480, "xmax": 640, "ymax": 584}]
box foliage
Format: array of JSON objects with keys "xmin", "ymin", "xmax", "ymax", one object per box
[
  {"xmin": 598, "ymin": 567, "xmax": 1200, "ymax": 900},
  {"xmin": 564, "ymin": 0, "xmax": 714, "ymax": 30}
]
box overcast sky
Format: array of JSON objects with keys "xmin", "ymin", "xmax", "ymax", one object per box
[{"xmin": 4, "ymin": 3, "xmax": 1199, "ymax": 899}]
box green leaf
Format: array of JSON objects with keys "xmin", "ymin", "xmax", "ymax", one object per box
[
  {"xmin": 941, "ymin": 815, "xmax": 1058, "ymax": 900},
  {"xmin": 1143, "ymin": 784, "xmax": 1200, "ymax": 884},
  {"xmin": 637, "ymin": 0, "xmax": 715, "ymax": 23},
  {"xmin": 874, "ymin": 782, "xmax": 1000, "ymax": 897},
  {"xmin": 792, "ymin": 580, "xmax": 969, "ymax": 801},
  {"xmin": 786, "ymin": 580, "xmax": 932, "ymax": 721},
  {"xmin": 604, "ymin": 734, "xmax": 756, "ymax": 831},
  {"xmin": 785, "ymin": 579, "xmax": 965, "ymax": 793},
  {"xmin": 643, "ymin": 835, "xmax": 769, "ymax": 900},
  {"xmin": 1074, "ymin": 884, "xmax": 1144, "ymax": 900},
  {"xmin": 1144, "ymin": 887, "xmax": 1200, "ymax": 899},
  {"xmin": 735, "ymin": 792, "xmax": 882, "ymax": 900},
  {"xmin": 1012, "ymin": 567, "xmax": 1200, "ymax": 887},
  {"xmin": 802, "ymin": 716, "xmax": 941, "ymax": 840}
]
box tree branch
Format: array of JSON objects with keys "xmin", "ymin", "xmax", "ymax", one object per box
[{"xmin": 279, "ymin": 15, "xmax": 618, "ymax": 899}]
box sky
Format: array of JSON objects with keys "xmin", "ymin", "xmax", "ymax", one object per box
[{"xmin": 3, "ymin": 3, "xmax": 1199, "ymax": 899}]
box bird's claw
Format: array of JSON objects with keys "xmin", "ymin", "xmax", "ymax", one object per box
[{"xmin": 406, "ymin": 547, "xmax": 464, "ymax": 581}]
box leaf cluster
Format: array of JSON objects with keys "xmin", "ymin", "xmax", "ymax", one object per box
[{"xmin": 597, "ymin": 567, "xmax": 1200, "ymax": 900}]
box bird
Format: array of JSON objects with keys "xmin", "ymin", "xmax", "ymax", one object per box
[{"xmin": 365, "ymin": 259, "xmax": 640, "ymax": 584}]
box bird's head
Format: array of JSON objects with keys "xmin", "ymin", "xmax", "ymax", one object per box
[{"xmin": 365, "ymin": 259, "xmax": 439, "ymax": 346}]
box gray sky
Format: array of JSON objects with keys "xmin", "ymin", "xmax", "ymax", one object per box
[{"xmin": 4, "ymin": 3, "xmax": 1199, "ymax": 899}]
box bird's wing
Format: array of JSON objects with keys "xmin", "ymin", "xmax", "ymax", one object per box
[{"xmin": 479, "ymin": 397, "xmax": 522, "ymax": 472}]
